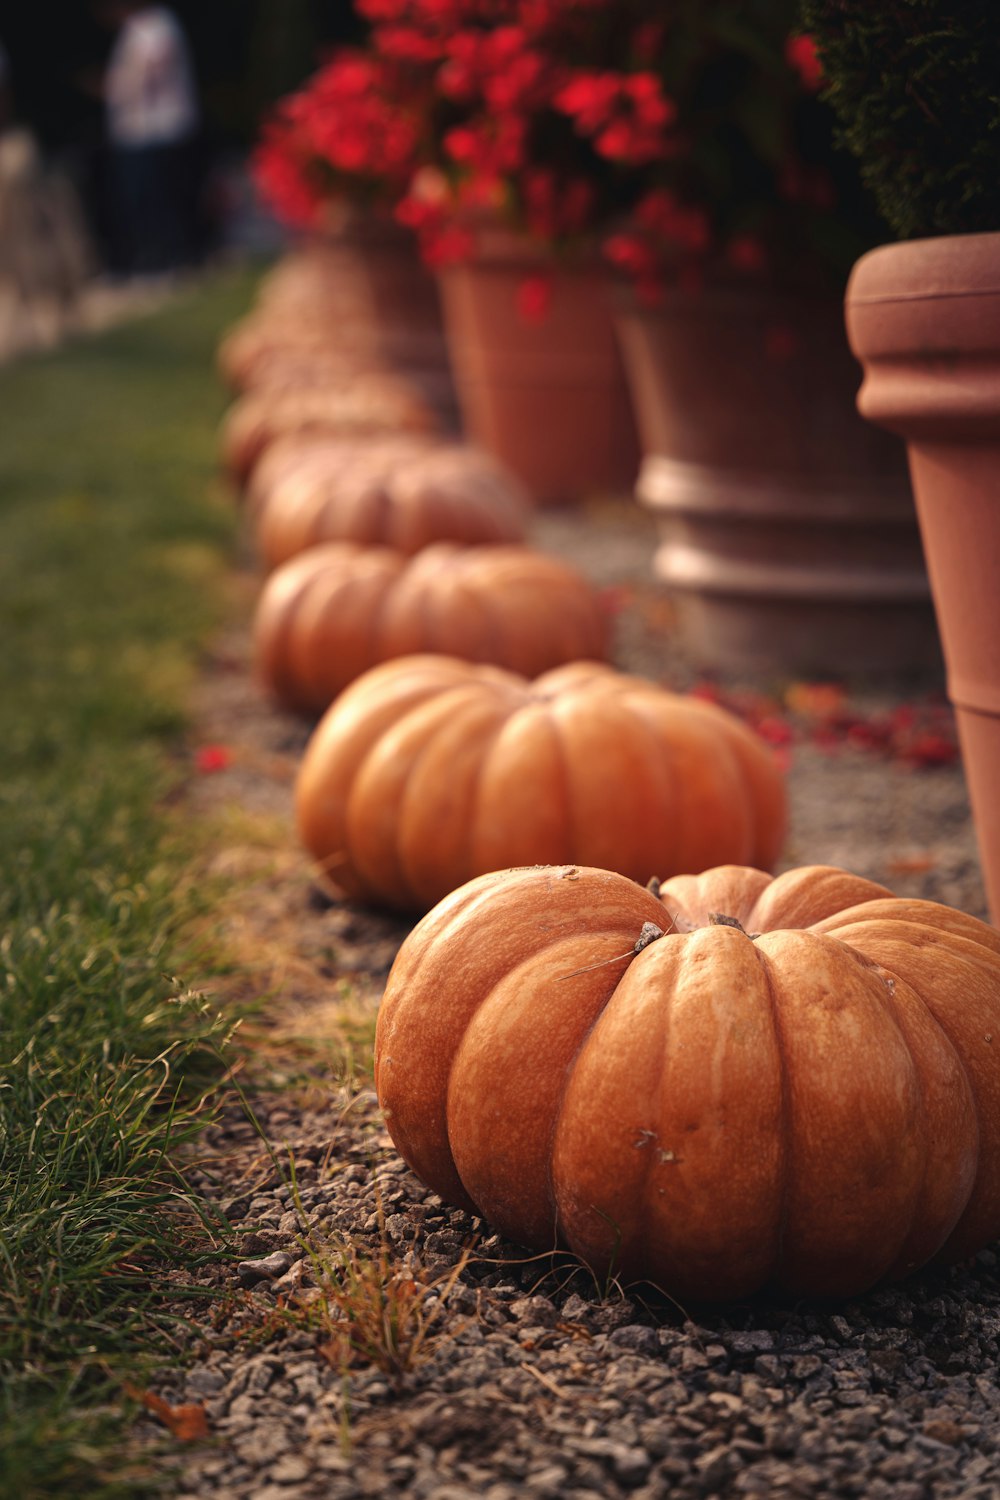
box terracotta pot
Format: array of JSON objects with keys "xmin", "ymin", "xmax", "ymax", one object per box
[
  {"xmin": 436, "ymin": 230, "xmax": 639, "ymax": 504},
  {"xmin": 846, "ymin": 231, "xmax": 1000, "ymax": 921},
  {"xmin": 339, "ymin": 215, "xmax": 450, "ymax": 372},
  {"xmin": 269, "ymin": 219, "xmax": 456, "ymax": 421},
  {"xmin": 616, "ymin": 285, "xmax": 936, "ymax": 674}
]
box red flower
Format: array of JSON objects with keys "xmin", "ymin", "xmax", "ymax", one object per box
[
  {"xmin": 254, "ymin": 1, "xmax": 867, "ymax": 291},
  {"xmin": 252, "ymin": 132, "xmax": 322, "ymax": 228},
  {"xmin": 555, "ymin": 71, "xmax": 621, "ymax": 132},
  {"xmin": 635, "ymin": 189, "xmax": 710, "ymax": 254},
  {"xmin": 785, "ymin": 34, "xmax": 824, "ymax": 92},
  {"xmin": 556, "ymin": 69, "xmax": 676, "ymax": 165}
]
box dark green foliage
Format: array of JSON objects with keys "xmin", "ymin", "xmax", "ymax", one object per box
[{"xmin": 801, "ymin": 0, "xmax": 1000, "ymax": 238}]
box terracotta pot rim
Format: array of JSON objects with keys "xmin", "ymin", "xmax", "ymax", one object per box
[{"xmin": 847, "ymin": 229, "xmax": 1000, "ymax": 306}]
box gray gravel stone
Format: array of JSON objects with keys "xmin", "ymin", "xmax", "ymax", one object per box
[{"xmin": 236, "ymin": 1252, "xmax": 294, "ymax": 1287}]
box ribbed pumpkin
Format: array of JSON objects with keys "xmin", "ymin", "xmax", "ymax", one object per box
[
  {"xmin": 217, "ymin": 316, "xmax": 374, "ymax": 393},
  {"xmin": 376, "ymin": 862, "xmax": 1000, "ymax": 1300},
  {"xmin": 255, "ymin": 546, "xmax": 609, "ymax": 717},
  {"xmin": 296, "ymin": 656, "xmax": 785, "ymax": 911},
  {"xmin": 245, "ymin": 434, "xmax": 427, "ymax": 521},
  {"xmin": 221, "ymin": 377, "xmax": 439, "ymax": 484},
  {"xmin": 249, "ymin": 439, "xmax": 529, "ymax": 568}
]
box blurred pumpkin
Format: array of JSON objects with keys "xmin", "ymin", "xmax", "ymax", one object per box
[
  {"xmin": 376, "ymin": 861, "xmax": 1000, "ymax": 1300},
  {"xmin": 249, "ymin": 438, "xmax": 528, "ymax": 568},
  {"xmin": 217, "ymin": 320, "xmax": 382, "ymax": 394},
  {"xmin": 245, "ymin": 433, "xmax": 427, "ymax": 518},
  {"xmin": 221, "ymin": 376, "xmax": 439, "ymax": 484},
  {"xmin": 296, "ymin": 656, "xmax": 785, "ymax": 910},
  {"xmin": 254, "ymin": 544, "xmax": 608, "ymax": 715}
]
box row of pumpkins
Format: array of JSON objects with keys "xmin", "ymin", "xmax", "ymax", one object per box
[{"xmin": 219, "ymin": 242, "xmax": 1000, "ymax": 1305}]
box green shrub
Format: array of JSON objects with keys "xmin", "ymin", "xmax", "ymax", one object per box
[{"xmin": 801, "ymin": 0, "xmax": 1000, "ymax": 238}]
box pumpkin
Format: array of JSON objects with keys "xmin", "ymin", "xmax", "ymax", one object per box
[
  {"xmin": 296, "ymin": 656, "xmax": 786, "ymax": 911},
  {"xmin": 249, "ymin": 438, "xmax": 529, "ymax": 568},
  {"xmin": 254, "ymin": 546, "xmax": 608, "ymax": 717},
  {"xmin": 221, "ymin": 377, "xmax": 439, "ymax": 484},
  {"xmin": 253, "ymin": 242, "xmax": 358, "ymax": 316},
  {"xmin": 217, "ymin": 316, "xmax": 374, "ymax": 393},
  {"xmin": 375, "ymin": 861, "xmax": 1000, "ymax": 1300},
  {"xmin": 245, "ymin": 434, "xmax": 428, "ymax": 519}
]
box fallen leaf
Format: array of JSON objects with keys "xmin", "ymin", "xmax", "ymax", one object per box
[
  {"xmin": 784, "ymin": 681, "xmax": 846, "ymax": 720},
  {"xmin": 886, "ymin": 854, "xmax": 938, "ymax": 875},
  {"xmin": 755, "ymin": 716, "xmax": 793, "ymax": 747},
  {"xmin": 897, "ymin": 732, "xmax": 958, "ymax": 768},
  {"xmin": 126, "ymin": 1385, "xmax": 209, "ymax": 1442}
]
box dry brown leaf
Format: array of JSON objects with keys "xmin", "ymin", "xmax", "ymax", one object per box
[
  {"xmin": 886, "ymin": 854, "xmax": 938, "ymax": 875},
  {"xmin": 126, "ymin": 1384, "xmax": 210, "ymax": 1442}
]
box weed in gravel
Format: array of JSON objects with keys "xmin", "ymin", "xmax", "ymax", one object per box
[
  {"xmin": 211, "ymin": 1185, "xmax": 477, "ymax": 1387},
  {"xmin": 212, "ymin": 1093, "xmax": 480, "ymax": 1383},
  {"xmin": 293, "ymin": 1224, "xmax": 476, "ymax": 1381}
]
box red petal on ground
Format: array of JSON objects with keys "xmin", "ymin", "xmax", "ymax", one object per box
[
  {"xmin": 897, "ymin": 733, "xmax": 959, "ymax": 768},
  {"xmin": 756, "ymin": 716, "xmax": 794, "ymax": 746},
  {"xmin": 195, "ymin": 744, "xmax": 233, "ymax": 774}
]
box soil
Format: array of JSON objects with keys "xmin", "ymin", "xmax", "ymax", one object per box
[{"xmin": 150, "ymin": 482, "xmax": 1000, "ymax": 1500}]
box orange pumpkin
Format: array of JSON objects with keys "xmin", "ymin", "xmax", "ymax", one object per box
[
  {"xmin": 220, "ymin": 377, "xmax": 439, "ymax": 484},
  {"xmin": 245, "ymin": 434, "xmax": 427, "ymax": 519},
  {"xmin": 249, "ymin": 439, "xmax": 528, "ymax": 568},
  {"xmin": 217, "ymin": 316, "xmax": 374, "ymax": 393},
  {"xmin": 255, "ymin": 546, "xmax": 609, "ymax": 717},
  {"xmin": 375, "ymin": 862, "xmax": 1000, "ymax": 1300},
  {"xmin": 296, "ymin": 656, "xmax": 785, "ymax": 911}
]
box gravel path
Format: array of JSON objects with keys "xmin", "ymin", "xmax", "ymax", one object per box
[{"xmin": 156, "ymin": 492, "xmax": 998, "ymax": 1499}]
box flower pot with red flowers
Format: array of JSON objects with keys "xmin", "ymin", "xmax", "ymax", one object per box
[
  {"xmin": 252, "ymin": 6, "xmax": 659, "ymax": 503},
  {"xmin": 267, "ymin": 2, "xmax": 931, "ymax": 639},
  {"xmin": 432, "ymin": 226, "xmax": 638, "ymax": 504},
  {"xmin": 550, "ymin": 3, "xmax": 933, "ymax": 675},
  {"xmin": 359, "ymin": 8, "xmax": 663, "ymax": 503},
  {"xmin": 252, "ymin": 50, "xmax": 451, "ymax": 385},
  {"xmin": 805, "ymin": 0, "xmax": 1000, "ymax": 918}
]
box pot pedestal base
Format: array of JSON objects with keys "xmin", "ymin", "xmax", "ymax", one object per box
[{"xmin": 639, "ymin": 455, "xmax": 939, "ymax": 676}]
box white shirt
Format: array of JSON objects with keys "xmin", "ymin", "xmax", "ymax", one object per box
[{"xmin": 105, "ymin": 6, "xmax": 199, "ymax": 147}]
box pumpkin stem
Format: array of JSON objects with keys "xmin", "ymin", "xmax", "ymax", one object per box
[
  {"xmin": 634, "ymin": 920, "xmax": 666, "ymax": 952},
  {"xmin": 557, "ymin": 918, "xmax": 670, "ymax": 981},
  {"xmin": 709, "ymin": 912, "xmax": 760, "ymax": 940}
]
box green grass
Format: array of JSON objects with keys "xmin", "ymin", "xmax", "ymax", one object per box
[{"xmin": 0, "ymin": 270, "xmax": 260, "ymax": 1497}]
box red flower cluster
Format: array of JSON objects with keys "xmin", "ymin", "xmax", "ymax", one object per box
[
  {"xmin": 556, "ymin": 70, "xmax": 676, "ymax": 165},
  {"xmin": 251, "ymin": 50, "xmax": 424, "ymax": 227},
  {"xmin": 254, "ymin": 0, "xmax": 869, "ymax": 293}
]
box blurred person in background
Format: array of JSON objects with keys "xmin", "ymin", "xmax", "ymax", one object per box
[
  {"xmin": 96, "ymin": 2, "xmax": 201, "ymax": 278},
  {"xmin": 0, "ymin": 35, "xmax": 91, "ymax": 357}
]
